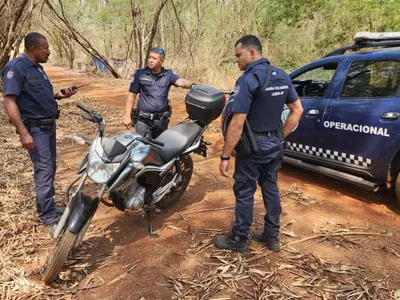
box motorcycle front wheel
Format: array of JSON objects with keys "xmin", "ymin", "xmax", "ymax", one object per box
[
  {"xmin": 42, "ymin": 230, "xmax": 77, "ymax": 285},
  {"xmin": 157, "ymin": 154, "xmax": 193, "ymax": 208}
]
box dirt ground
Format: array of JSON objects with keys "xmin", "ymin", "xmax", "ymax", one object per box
[{"xmin": 1, "ymin": 65, "xmax": 400, "ymax": 299}]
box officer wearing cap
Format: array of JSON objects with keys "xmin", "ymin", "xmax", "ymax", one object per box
[
  {"xmin": 214, "ymin": 35, "xmax": 303, "ymax": 252},
  {"xmin": 2, "ymin": 32, "xmax": 76, "ymax": 232},
  {"xmin": 123, "ymin": 47, "xmax": 194, "ymax": 138}
]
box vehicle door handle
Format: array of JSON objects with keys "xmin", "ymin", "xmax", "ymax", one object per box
[
  {"xmin": 381, "ymin": 112, "xmax": 399, "ymax": 120},
  {"xmin": 307, "ymin": 109, "xmax": 319, "ymax": 115}
]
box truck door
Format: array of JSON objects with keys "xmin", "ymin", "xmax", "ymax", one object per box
[
  {"xmin": 285, "ymin": 61, "xmax": 340, "ymax": 161},
  {"xmin": 321, "ymin": 59, "xmax": 400, "ymax": 172}
]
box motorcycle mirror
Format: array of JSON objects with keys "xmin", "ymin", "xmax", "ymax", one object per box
[{"xmin": 71, "ymin": 135, "xmax": 87, "ymax": 146}]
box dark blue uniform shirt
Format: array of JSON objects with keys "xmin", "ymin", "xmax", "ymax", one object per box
[
  {"xmin": 2, "ymin": 54, "xmax": 58, "ymax": 119},
  {"xmin": 129, "ymin": 67, "xmax": 180, "ymax": 113},
  {"xmin": 228, "ymin": 58, "xmax": 298, "ymax": 132}
]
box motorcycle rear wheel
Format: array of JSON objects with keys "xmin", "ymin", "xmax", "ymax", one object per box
[
  {"xmin": 42, "ymin": 230, "xmax": 77, "ymax": 285},
  {"xmin": 157, "ymin": 155, "xmax": 193, "ymax": 208}
]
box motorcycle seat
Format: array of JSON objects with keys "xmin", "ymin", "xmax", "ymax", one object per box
[{"xmin": 155, "ymin": 122, "xmax": 202, "ymax": 161}]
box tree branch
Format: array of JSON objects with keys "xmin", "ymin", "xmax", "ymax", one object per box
[{"xmin": 44, "ymin": 0, "xmax": 121, "ymax": 78}]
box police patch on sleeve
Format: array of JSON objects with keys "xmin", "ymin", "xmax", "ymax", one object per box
[
  {"xmin": 6, "ymin": 71, "xmax": 13, "ymax": 79},
  {"xmin": 281, "ymin": 106, "xmax": 298, "ymax": 132},
  {"xmin": 130, "ymin": 76, "xmax": 135, "ymax": 83},
  {"xmin": 233, "ymin": 86, "xmax": 240, "ymax": 96}
]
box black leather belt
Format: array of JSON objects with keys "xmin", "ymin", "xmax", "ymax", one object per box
[
  {"xmin": 254, "ymin": 130, "xmax": 278, "ymax": 138},
  {"xmin": 24, "ymin": 118, "xmax": 55, "ymax": 127},
  {"xmin": 138, "ymin": 111, "xmax": 168, "ymax": 121}
]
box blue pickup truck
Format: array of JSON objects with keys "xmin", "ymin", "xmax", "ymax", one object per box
[{"xmin": 282, "ymin": 32, "xmax": 400, "ymax": 203}]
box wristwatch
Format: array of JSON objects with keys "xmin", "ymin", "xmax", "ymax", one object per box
[{"xmin": 220, "ymin": 154, "xmax": 230, "ymax": 161}]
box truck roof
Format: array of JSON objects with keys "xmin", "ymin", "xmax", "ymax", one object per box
[{"xmin": 322, "ymin": 32, "xmax": 400, "ymax": 59}]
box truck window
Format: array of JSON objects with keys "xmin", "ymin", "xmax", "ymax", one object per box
[
  {"xmin": 341, "ymin": 60, "xmax": 400, "ymax": 98},
  {"xmin": 292, "ymin": 63, "xmax": 338, "ymax": 98}
]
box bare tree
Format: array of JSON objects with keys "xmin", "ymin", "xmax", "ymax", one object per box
[
  {"xmin": 144, "ymin": 0, "xmax": 169, "ymax": 62},
  {"xmin": 41, "ymin": 13, "xmax": 76, "ymax": 69},
  {"xmin": 44, "ymin": 0, "xmax": 121, "ymax": 78},
  {"xmin": 0, "ymin": 0, "xmax": 37, "ymax": 75},
  {"xmin": 64, "ymin": 39, "xmax": 75, "ymax": 69},
  {"xmin": 131, "ymin": 1, "xmax": 143, "ymax": 68},
  {"xmin": 129, "ymin": 0, "xmax": 169, "ymax": 69}
]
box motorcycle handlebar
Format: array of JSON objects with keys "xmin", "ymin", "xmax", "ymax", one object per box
[
  {"xmin": 69, "ymin": 112, "xmax": 95, "ymax": 123},
  {"xmin": 77, "ymin": 103, "xmax": 92, "ymax": 115},
  {"xmin": 76, "ymin": 103, "xmax": 103, "ymax": 124}
]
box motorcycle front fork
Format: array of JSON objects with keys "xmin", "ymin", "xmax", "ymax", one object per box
[
  {"xmin": 54, "ymin": 173, "xmax": 89, "ymax": 239},
  {"xmin": 54, "ymin": 174, "xmax": 105, "ymax": 245},
  {"xmin": 75, "ymin": 215, "xmax": 93, "ymax": 247}
]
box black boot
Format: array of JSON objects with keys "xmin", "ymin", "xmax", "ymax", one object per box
[
  {"xmin": 252, "ymin": 231, "xmax": 280, "ymax": 252},
  {"xmin": 214, "ymin": 232, "xmax": 249, "ymax": 253}
]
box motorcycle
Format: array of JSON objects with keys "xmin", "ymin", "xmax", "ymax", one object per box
[{"xmin": 42, "ymin": 85, "xmax": 225, "ymax": 285}]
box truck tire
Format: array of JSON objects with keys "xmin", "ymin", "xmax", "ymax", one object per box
[{"xmin": 396, "ymin": 172, "xmax": 400, "ymax": 205}]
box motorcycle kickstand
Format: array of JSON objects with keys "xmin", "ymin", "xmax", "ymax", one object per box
[{"xmin": 144, "ymin": 206, "xmax": 159, "ymax": 238}]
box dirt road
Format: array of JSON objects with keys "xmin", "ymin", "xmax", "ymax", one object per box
[{"xmin": 2, "ymin": 65, "xmax": 400, "ymax": 299}]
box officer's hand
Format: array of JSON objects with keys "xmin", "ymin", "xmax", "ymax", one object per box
[
  {"xmin": 124, "ymin": 115, "xmax": 132, "ymax": 129},
  {"xmin": 219, "ymin": 160, "xmax": 230, "ymax": 177},
  {"xmin": 20, "ymin": 131, "xmax": 35, "ymax": 151},
  {"xmin": 58, "ymin": 86, "xmax": 76, "ymax": 99}
]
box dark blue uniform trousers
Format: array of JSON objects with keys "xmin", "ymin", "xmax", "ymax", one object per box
[
  {"xmin": 28, "ymin": 126, "xmax": 58, "ymax": 225},
  {"xmin": 136, "ymin": 118, "xmax": 169, "ymax": 139},
  {"xmin": 232, "ymin": 136, "xmax": 283, "ymax": 239}
]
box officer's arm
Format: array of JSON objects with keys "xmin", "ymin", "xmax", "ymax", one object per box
[
  {"xmin": 3, "ymin": 95, "xmax": 35, "ymax": 150},
  {"xmin": 222, "ymin": 113, "xmax": 247, "ymax": 157},
  {"xmin": 125, "ymin": 92, "xmax": 138, "ymax": 116},
  {"xmin": 124, "ymin": 92, "xmax": 138, "ymax": 128},
  {"xmin": 283, "ymin": 99, "xmax": 303, "ymax": 137},
  {"xmin": 174, "ymin": 78, "xmax": 194, "ymax": 89},
  {"xmin": 3, "ymin": 95, "xmax": 29, "ymax": 135}
]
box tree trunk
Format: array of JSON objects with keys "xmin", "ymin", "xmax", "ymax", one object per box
[
  {"xmin": 144, "ymin": 0, "xmax": 169, "ymax": 63},
  {"xmin": 131, "ymin": 0, "xmax": 143, "ymax": 68},
  {"xmin": 12, "ymin": 39, "xmax": 22, "ymax": 59},
  {"xmin": 66, "ymin": 39, "xmax": 75, "ymax": 69},
  {"xmin": 160, "ymin": 10, "xmax": 165, "ymax": 47},
  {"xmin": 0, "ymin": 0, "xmax": 34, "ymax": 74}
]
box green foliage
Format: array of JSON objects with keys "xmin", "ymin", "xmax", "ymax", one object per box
[
  {"xmin": 257, "ymin": 0, "xmax": 400, "ymax": 72},
  {"xmin": 32, "ymin": 0, "xmax": 400, "ymax": 87}
]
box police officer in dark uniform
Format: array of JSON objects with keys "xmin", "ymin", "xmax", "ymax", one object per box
[
  {"xmin": 123, "ymin": 47, "xmax": 194, "ymax": 138},
  {"xmin": 214, "ymin": 35, "xmax": 303, "ymax": 252},
  {"xmin": 2, "ymin": 32, "xmax": 76, "ymax": 233}
]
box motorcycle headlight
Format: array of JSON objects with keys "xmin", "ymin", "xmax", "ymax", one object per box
[{"xmin": 88, "ymin": 151, "xmax": 120, "ymax": 183}]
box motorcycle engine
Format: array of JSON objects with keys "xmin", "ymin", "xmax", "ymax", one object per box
[{"xmin": 121, "ymin": 179, "xmax": 146, "ymax": 210}]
